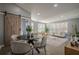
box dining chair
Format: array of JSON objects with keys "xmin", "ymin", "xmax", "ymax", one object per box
[
  {"xmin": 11, "ymin": 34, "xmax": 33, "ymax": 55},
  {"xmin": 34, "ymin": 36, "xmax": 47, "ymax": 54},
  {"xmin": 11, "ymin": 34, "xmax": 19, "ymax": 41},
  {"xmin": 10, "ymin": 41, "xmax": 33, "ymax": 55}
]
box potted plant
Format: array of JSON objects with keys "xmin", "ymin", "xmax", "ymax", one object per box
[
  {"xmin": 26, "ymin": 25, "xmax": 32, "ymax": 32},
  {"xmin": 45, "ymin": 25, "xmax": 49, "ymax": 35},
  {"xmin": 45, "ymin": 25, "xmax": 48, "ymax": 32},
  {"xmin": 26, "ymin": 25, "xmax": 32, "ymax": 39}
]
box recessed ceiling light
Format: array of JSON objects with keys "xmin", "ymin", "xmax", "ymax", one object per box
[
  {"xmin": 60, "ymin": 15, "xmax": 64, "ymax": 18},
  {"xmin": 54, "ymin": 4, "xmax": 58, "ymax": 7},
  {"xmin": 37, "ymin": 13, "xmax": 40, "ymax": 15}
]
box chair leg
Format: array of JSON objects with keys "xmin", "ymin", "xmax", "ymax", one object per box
[
  {"xmin": 32, "ymin": 49, "xmax": 33, "ymax": 55},
  {"xmin": 44, "ymin": 46, "xmax": 46, "ymax": 55},
  {"xmin": 35, "ymin": 48, "xmax": 40, "ymax": 54}
]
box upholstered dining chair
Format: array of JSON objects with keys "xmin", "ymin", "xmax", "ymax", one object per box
[
  {"xmin": 11, "ymin": 34, "xmax": 19, "ymax": 41},
  {"xmin": 34, "ymin": 36, "xmax": 47, "ymax": 54},
  {"xmin": 10, "ymin": 41, "xmax": 33, "ymax": 55},
  {"xmin": 11, "ymin": 34, "xmax": 33, "ymax": 55}
]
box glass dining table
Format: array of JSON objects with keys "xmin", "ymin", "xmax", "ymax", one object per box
[{"xmin": 26, "ymin": 37, "xmax": 41, "ymax": 54}]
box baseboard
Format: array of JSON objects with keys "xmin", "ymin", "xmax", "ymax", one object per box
[{"xmin": 0, "ymin": 44, "xmax": 4, "ymax": 49}]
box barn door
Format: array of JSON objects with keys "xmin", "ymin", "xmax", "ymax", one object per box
[{"xmin": 4, "ymin": 13, "xmax": 21, "ymax": 46}]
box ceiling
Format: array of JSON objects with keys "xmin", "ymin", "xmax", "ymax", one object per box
[{"xmin": 17, "ymin": 3, "xmax": 79, "ymax": 23}]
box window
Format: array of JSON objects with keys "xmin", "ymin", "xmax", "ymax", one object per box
[
  {"xmin": 21, "ymin": 19, "xmax": 28, "ymax": 35},
  {"xmin": 31, "ymin": 22, "xmax": 34, "ymax": 32},
  {"xmin": 38, "ymin": 23, "xmax": 45, "ymax": 33},
  {"xmin": 47, "ymin": 22, "xmax": 68, "ymax": 35}
]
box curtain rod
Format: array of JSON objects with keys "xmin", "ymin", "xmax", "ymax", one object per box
[{"xmin": 0, "ymin": 11, "xmax": 31, "ymax": 18}]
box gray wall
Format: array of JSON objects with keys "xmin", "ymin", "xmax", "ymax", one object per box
[
  {"xmin": 0, "ymin": 4, "xmax": 5, "ymax": 45},
  {"xmin": 3, "ymin": 4, "xmax": 30, "ymax": 17},
  {"xmin": 0, "ymin": 3, "xmax": 31, "ymax": 45},
  {"xmin": 0, "ymin": 4, "xmax": 5, "ymax": 11},
  {"xmin": 0, "ymin": 14, "xmax": 4, "ymax": 45},
  {"xmin": 68, "ymin": 18, "xmax": 79, "ymax": 34}
]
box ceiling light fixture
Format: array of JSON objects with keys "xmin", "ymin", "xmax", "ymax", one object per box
[
  {"xmin": 60, "ymin": 15, "xmax": 64, "ymax": 18},
  {"xmin": 54, "ymin": 4, "xmax": 58, "ymax": 7},
  {"xmin": 37, "ymin": 13, "xmax": 40, "ymax": 16}
]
